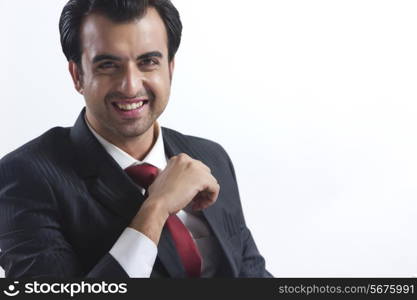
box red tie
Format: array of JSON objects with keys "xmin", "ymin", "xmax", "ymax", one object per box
[{"xmin": 125, "ymin": 163, "xmax": 202, "ymax": 277}]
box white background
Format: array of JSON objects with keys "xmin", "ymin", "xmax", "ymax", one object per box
[{"xmin": 1, "ymin": 0, "xmax": 417, "ymax": 278}]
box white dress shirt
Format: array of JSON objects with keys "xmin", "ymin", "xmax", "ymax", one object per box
[{"xmin": 86, "ymin": 121, "xmax": 222, "ymax": 277}]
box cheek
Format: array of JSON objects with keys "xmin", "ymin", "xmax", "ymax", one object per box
[
  {"xmin": 83, "ymin": 77, "xmax": 110, "ymax": 102},
  {"xmin": 147, "ymin": 71, "xmax": 171, "ymax": 98}
]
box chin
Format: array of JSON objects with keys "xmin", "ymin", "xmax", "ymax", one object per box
[{"xmin": 119, "ymin": 125, "xmax": 153, "ymax": 139}]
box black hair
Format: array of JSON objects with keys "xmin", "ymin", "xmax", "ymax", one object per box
[{"xmin": 59, "ymin": 0, "xmax": 182, "ymax": 64}]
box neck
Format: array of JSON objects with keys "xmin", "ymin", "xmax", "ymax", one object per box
[{"xmin": 111, "ymin": 126, "xmax": 156, "ymax": 161}]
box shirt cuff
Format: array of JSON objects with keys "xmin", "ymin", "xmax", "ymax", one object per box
[{"xmin": 109, "ymin": 227, "xmax": 158, "ymax": 278}]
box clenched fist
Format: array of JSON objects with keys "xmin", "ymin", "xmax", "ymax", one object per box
[
  {"xmin": 147, "ymin": 153, "xmax": 219, "ymax": 215},
  {"xmin": 129, "ymin": 153, "xmax": 220, "ymax": 244}
]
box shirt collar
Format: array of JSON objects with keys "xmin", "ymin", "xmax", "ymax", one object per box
[{"xmin": 85, "ymin": 118, "xmax": 167, "ymax": 171}]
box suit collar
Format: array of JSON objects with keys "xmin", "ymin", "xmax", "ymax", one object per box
[{"xmin": 86, "ymin": 117, "xmax": 167, "ymax": 171}]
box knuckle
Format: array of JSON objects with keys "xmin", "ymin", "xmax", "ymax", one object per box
[
  {"xmin": 177, "ymin": 153, "xmax": 189, "ymax": 161},
  {"xmin": 186, "ymin": 161, "xmax": 194, "ymax": 169}
]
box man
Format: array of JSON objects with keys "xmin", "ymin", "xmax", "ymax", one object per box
[{"xmin": 0, "ymin": 0, "xmax": 271, "ymax": 278}]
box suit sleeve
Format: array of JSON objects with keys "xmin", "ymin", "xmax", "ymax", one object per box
[
  {"xmin": 224, "ymin": 149, "xmax": 273, "ymax": 278},
  {"xmin": 0, "ymin": 157, "xmax": 128, "ymax": 279}
]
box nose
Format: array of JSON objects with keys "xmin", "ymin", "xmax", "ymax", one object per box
[{"xmin": 118, "ymin": 62, "xmax": 145, "ymax": 97}]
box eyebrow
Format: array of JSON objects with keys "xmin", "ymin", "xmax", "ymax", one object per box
[
  {"xmin": 92, "ymin": 51, "xmax": 163, "ymax": 64},
  {"xmin": 137, "ymin": 51, "xmax": 163, "ymax": 60},
  {"xmin": 92, "ymin": 54, "xmax": 121, "ymax": 64}
]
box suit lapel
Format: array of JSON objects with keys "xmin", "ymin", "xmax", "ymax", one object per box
[
  {"xmin": 70, "ymin": 110, "xmax": 145, "ymax": 223},
  {"xmin": 162, "ymin": 128, "xmax": 238, "ymax": 277},
  {"xmin": 201, "ymin": 207, "xmax": 239, "ymax": 276}
]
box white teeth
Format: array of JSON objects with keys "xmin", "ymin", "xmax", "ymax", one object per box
[{"xmin": 116, "ymin": 101, "xmax": 144, "ymax": 111}]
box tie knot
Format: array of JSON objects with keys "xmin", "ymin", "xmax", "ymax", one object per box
[{"xmin": 125, "ymin": 163, "xmax": 159, "ymax": 189}]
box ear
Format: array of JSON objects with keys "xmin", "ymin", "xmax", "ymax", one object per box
[
  {"xmin": 168, "ymin": 57, "xmax": 175, "ymax": 82},
  {"xmin": 68, "ymin": 61, "xmax": 84, "ymax": 94}
]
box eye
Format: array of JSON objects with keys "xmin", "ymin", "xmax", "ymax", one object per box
[
  {"xmin": 98, "ymin": 61, "xmax": 118, "ymax": 69},
  {"xmin": 139, "ymin": 58, "xmax": 159, "ymax": 68}
]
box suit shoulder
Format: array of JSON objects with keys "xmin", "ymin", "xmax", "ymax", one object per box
[
  {"xmin": 162, "ymin": 127, "xmax": 229, "ymax": 156},
  {"xmin": 0, "ymin": 127, "xmax": 71, "ymax": 168}
]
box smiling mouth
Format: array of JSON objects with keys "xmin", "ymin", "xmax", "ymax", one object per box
[{"xmin": 112, "ymin": 100, "xmax": 149, "ymax": 111}]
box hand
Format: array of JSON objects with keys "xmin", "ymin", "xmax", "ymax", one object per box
[
  {"xmin": 146, "ymin": 153, "xmax": 220, "ymax": 215},
  {"xmin": 129, "ymin": 153, "xmax": 219, "ymax": 244}
]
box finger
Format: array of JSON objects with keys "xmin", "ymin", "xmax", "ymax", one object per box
[
  {"xmin": 206, "ymin": 179, "xmax": 220, "ymax": 203},
  {"xmin": 192, "ymin": 198, "xmax": 211, "ymax": 211},
  {"xmin": 192, "ymin": 188, "xmax": 218, "ymax": 211}
]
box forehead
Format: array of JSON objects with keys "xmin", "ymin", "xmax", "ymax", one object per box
[{"xmin": 80, "ymin": 8, "xmax": 168, "ymax": 59}]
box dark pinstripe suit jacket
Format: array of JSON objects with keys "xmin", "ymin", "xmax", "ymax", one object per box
[{"xmin": 0, "ymin": 110, "xmax": 271, "ymax": 278}]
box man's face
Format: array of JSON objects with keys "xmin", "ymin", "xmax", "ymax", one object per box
[{"xmin": 70, "ymin": 8, "xmax": 174, "ymax": 143}]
